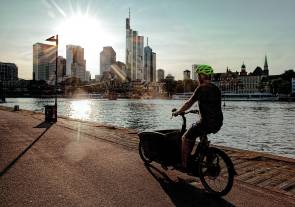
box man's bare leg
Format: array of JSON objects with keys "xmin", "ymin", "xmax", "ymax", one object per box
[{"xmin": 182, "ymin": 138, "xmax": 195, "ymax": 169}]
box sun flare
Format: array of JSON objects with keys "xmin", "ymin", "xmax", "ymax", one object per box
[
  {"xmin": 57, "ymin": 14, "xmax": 104, "ymax": 46},
  {"xmin": 70, "ymin": 100, "xmax": 91, "ymax": 120},
  {"xmin": 56, "ymin": 14, "xmax": 115, "ymax": 70}
]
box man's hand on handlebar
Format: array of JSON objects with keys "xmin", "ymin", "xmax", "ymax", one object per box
[
  {"xmin": 171, "ymin": 108, "xmax": 179, "ymax": 117},
  {"xmin": 172, "ymin": 111, "xmax": 180, "ymax": 117},
  {"xmin": 171, "ymin": 108, "xmax": 199, "ymax": 117}
]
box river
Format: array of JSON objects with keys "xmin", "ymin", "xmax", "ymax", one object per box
[{"xmin": 2, "ymin": 98, "xmax": 295, "ymax": 158}]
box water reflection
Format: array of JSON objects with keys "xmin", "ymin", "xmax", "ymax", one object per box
[{"xmin": 69, "ymin": 100, "xmax": 91, "ymax": 120}]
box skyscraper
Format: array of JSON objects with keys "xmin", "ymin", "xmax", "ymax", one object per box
[
  {"xmin": 143, "ymin": 38, "xmax": 156, "ymax": 82},
  {"xmin": 66, "ymin": 45, "xmax": 86, "ymax": 81},
  {"xmin": 152, "ymin": 52, "xmax": 156, "ymax": 82},
  {"xmin": 191, "ymin": 64, "xmax": 198, "ymax": 80},
  {"xmin": 0, "ymin": 62, "xmax": 18, "ymax": 81},
  {"xmin": 126, "ymin": 9, "xmax": 144, "ymax": 80},
  {"xmin": 157, "ymin": 69, "xmax": 165, "ymax": 82},
  {"xmin": 100, "ymin": 46, "xmax": 116, "ymax": 75},
  {"xmin": 85, "ymin": 71, "xmax": 91, "ymax": 82},
  {"xmin": 57, "ymin": 56, "xmax": 66, "ymax": 82},
  {"xmin": 183, "ymin": 70, "xmax": 191, "ymax": 80},
  {"xmin": 33, "ymin": 43, "xmax": 56, "ymax": 81}
]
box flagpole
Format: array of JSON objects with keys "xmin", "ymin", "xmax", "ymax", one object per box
[{"xmin": 55, "ymin": 34, "xmax": 58, "ymax": 121}]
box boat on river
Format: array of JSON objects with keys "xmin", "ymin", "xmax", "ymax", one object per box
[
  {"xmin": 222, "ymin": 92, "xmax": 279, "ymax": 101},
  {"xmin": 172, "ymin": 92, "xmax": 193, "ymax": 100}
]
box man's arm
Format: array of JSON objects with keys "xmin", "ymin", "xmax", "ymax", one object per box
[{"xmin": 174, "ymin": 88, "xmax": 199, "ymax": 115}]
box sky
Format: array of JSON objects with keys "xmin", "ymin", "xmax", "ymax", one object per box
[{"xmin": 0, "ymin": 0, "xmax": 295, "ymax": 80}]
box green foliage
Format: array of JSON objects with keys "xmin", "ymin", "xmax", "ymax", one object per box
[
  {"xmin": 268, "ymin": 70, "xmax": 295, "ymax": 94},
  {"xmin": 176, "ymin": 80, "xmax": 184, "ymax": 93},
  {"xmin": 281, "ymin": 69, "xmax": 295, "ymax": 82},
  {"xmin": 163, "ymin": 79, "xmax": 177, "ymax": 97},
  {"xmin": 175, "ymin": 80, "xmax": 198, "ymax": 93}
]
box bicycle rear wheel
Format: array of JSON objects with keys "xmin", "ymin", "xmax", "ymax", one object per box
[{"xmin": 198, "ymin": 147, "xmax": 234, "ymax": 196}]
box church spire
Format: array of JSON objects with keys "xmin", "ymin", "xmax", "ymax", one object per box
[
  {"xmin": 263, "ymin": 55, "xmax": 269, "ymax": 76},
  {"xmin": 264, "ymin": 55, "xmax": 268, "ymax": 68}
]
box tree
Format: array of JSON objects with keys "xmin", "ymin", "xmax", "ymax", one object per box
[
  {"xmin": 183, "ymin": 79, "xmax": 197, "ymax": 92},
  {"xmin": 176, "ymin": 80, "xmax": 184, "ymax": 93},
  {"xmin": 281, "ymin": 69, "xmax": 295, "ymax": 82},
  {"xmin": 270, "ymin": 78, "xmax": 290, "ymax": 94},
  {"xmin": 163, "ymin": 79, "xmax": 177, "ymax": 98}
]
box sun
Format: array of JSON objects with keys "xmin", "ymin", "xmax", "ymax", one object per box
[
  {"xmin": 57, "ymin": 14, "xmax": 104, "ymax": 46},
  {"xmin": 56, "ymin": 14, "xmax": 115, "ymax": 72}
]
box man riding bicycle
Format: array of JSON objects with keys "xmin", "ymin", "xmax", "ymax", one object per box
[{"xmin": 173, "ymin": 65, "xmax": 223, "ymax": 171}]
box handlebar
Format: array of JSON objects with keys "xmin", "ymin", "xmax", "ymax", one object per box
[{"xmin": 171, "ymin": 108, "xmax": 199, "ymax": 134}]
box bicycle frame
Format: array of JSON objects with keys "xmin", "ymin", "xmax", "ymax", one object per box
[{"xmin": 178, "ymin": 113, "xmax": 210, "ymax": 160}]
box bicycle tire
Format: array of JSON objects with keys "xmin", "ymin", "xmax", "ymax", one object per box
[{"xmin": 198, "ymin": 147, "xmax": 234, "ymax": 196}]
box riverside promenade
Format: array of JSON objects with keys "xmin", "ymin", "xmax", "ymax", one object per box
[{"xmin": 0, "ymin": 107, "xmax": 295, "ymax": 207}]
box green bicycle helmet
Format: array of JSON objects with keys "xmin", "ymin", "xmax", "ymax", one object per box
[{"xmin": 195, "ymin": 64, "xmax": 214, "ymax": 76}]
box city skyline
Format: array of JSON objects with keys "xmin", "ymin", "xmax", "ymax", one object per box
[{"xmin": 1, "ymin": 0, "xmax": 295, "ymax": 80}]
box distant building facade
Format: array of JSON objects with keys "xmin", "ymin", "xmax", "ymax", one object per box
[
  {"xmin": 191, "ymin": 64, "xmax": 198, "ymax": 80},
  {"xmin": 157, "ymin": 69, "xmax": 165, "ymax": 82},
  {"xmin": 183, "ymin": 70, "xmax": 191, "ymax": 80},
  {"xmin": 116, "ymin": 61, "xmax": 126, "ymax": 73},
  {"xmin": 152, "ymin": 52, "xmax": 156, "ymax": 81},
  {"xmin": 57, "ymin": 56, "xmax": 66, "ymax": 82},
  {"xmin": 212, "ymin": 57, "xmax": 270, "ymax": 94},
  {"xmin": 238, "ymin": 75, "xmax": 263, "ymax": 93},
  {"xmin": 33, "ymin": 43, "xmax": 56, "ymax": 81},
  {"xmin": 85, "ymin": 71, "xmax": 91, "ymax": 82},
  {"xmin": 292, "ymin": 78, "xmax": 295, "ymax": 94},
  {"xmin": 125, "ymin": 11, "xmax": 144, "ymax": 80},
  {"xmin": 66, "ymin": 45, "xmax": 86, "ymax": 81},
  {"xmin": 100, "ymin": 46, "xmax": 116, "ymax": 75},
  {"xmin": 0, "ymin": 62, "xmax": 18, "ymax": 81},
  {"xmin": 240, "ymin": 62, "xmax": 247, "ymax": 76},
  {"xmin": 143, "ymin": 39, "xmax": 156, "ymax": 82}
]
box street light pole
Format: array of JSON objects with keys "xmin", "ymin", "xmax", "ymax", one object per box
[
  {"xmin": 55, "ymin": 35, "xmax": 58, "ymax": 109},
  {"xmin": 45, "ymin": 34, "xmax": 59, "ymax": 122}
]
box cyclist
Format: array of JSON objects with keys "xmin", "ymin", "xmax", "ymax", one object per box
[{"xmin": 173, "ymin": 64, "xmax": 223, "ymax": 171}]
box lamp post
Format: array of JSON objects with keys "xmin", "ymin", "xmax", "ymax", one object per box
[{"xmin": 46, "ymin": 35, "xmax": 58, "ymax": 122}]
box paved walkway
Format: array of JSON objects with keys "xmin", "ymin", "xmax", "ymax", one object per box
[{"xmin": 0, "ymin": 108, "xmax": 294, "ymax": 206}]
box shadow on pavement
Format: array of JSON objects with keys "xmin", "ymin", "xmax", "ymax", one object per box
[
  {"xmin": 145, "ymin": 164, "xmax": 235, "ymax": 207},
  {"xmin": 34, "ymin": 121, "xmax": 53, "ymax": 128},
  {"xmin": 0, "ymin": 121, "xmax": 53, "ymax": 177}
]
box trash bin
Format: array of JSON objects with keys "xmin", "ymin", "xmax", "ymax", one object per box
[
  {"xmin": 45, "ymin": 105, "xmax": 57, "ymax": 122},
  {"xmin": 14, "ymin": 105, "xmax": 19, "ymax": 111}
]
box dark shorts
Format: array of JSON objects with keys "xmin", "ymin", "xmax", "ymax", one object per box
[{"xmin": 182, "ymin": 122, "xmax": 222, "ymax": 143}]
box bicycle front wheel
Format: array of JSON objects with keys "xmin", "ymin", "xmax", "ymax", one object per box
[{"xmin": 198, "ymin": 147, "xmax": 234, "ymax": 196}]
